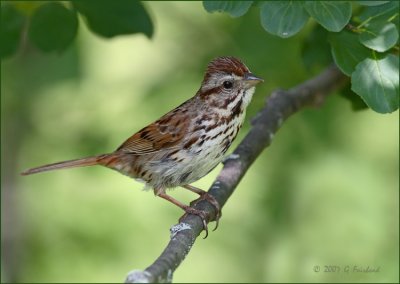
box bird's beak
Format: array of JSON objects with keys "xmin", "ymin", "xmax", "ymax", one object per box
[{"xmin": 243, "ymin": 72, "xmax": 264, "ymax": 86}]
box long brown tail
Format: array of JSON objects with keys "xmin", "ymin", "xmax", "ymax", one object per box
[{"xmin": 21, "ymin": 154, "xmax": 112, "ymax": 176}]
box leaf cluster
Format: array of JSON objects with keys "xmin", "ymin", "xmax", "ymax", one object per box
[{"xmin": 1, "ymin": 1, "xmax": 152, "ymax": 55}]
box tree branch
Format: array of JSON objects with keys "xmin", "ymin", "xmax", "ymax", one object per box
[{"xmin": 125, "ymin": 65, "xmax": 348, "ymax": 283}]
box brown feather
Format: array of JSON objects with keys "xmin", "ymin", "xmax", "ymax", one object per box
[
  {"xmin": 116, "ymin": 108, "xmax": 190, "ymax": 154},
  {"xmin": 206, "ymin": 56, "xmax": 250, "ymax": 78},
  {"xmin": 21, "ymin": 154, "xmax": 112, "ymax": 175}
]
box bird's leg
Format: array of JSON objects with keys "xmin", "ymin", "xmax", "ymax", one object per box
[
  {"xmin": 182, "ymin": 184, "xmax": 221, "ymax": 231},
  {"xmin": 156, "ymin": 191, "xmax": 209, "ymax": 238}
]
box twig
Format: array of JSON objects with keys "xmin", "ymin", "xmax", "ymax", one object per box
[{"xmin": 125, "ymin": 65, "xmax": 348, "ymax": 283}]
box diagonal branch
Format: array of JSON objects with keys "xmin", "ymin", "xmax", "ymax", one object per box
[{"xmin": 125, "ymin": 65, "xmax": 348, "ymax": 283}]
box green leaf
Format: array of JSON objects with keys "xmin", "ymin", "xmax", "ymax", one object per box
[
  {"xmin": 28, "ymin": 2, "xmax": 78, "ymax": 52},
  {"xmin": 251, "ymin": 2, "xmax": 264, "ymax": 8},
  {"xmin": 329, "ymin": 30, "xmax": 372, "ymax": 76},
  {"xmin": 73, "ymin": 0, "xmax": 153, "ymax": 38},
  {"xmin": 351, "ymin": 54, "xmax": 399, "ymax": 113},
  {"xmin": 260, "ymin": 1, "xmax": 309, "ymax": 38},
  {"xmin": 339, "ymin": 84, "xmax": 368, "ymax": 111},
  {"xmin": 357, "ymin": 1, "xmax": 389, "ymax": 6},
  {"xmin": 301, "ymin": 25, "xmax": 332, "ymax": 72},
  {"xmin": 202, "ymin": 1, "xmax": 253, "ymax": 17},
  {"xmin": 304, "ymin": 1, "xmax": 352, "ymax": 32},
  {"xmin": 0, "ymin": 4, "xmax": 25, "ymax": 59},
  {"xmin": 359, "ymin": 21, "xmax": 398, "ymax": 52},
  {"xmin": 359, "ymin": 1, "xmax": 399, "ymax": 22}
]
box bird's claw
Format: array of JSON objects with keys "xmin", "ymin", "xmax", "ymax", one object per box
[
  {"xmin": 179, "ymin": 208, "xmax": 209, "ymax": 238},
  {"xmin": 190, "ymin": 193, "xmax": 221, "ymax": 231}
]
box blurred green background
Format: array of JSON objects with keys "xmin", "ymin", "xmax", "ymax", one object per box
[{"xmin": 1, "ymin": 2, "xmax": 398, "ymax": 283}]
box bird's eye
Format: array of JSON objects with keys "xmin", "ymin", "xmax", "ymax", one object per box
[{"xmin": 223, "ymin": 81, "xmax": 233, "ymax": 89}]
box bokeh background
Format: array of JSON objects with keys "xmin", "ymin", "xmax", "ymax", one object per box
[{"xmin": 1, "ymin": 2, "xmax": 398, "ymax": 283}]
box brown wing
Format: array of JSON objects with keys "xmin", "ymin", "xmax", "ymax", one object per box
[{"xmin": 116, "ymin": 110, "xmax": 190, "ymax": 155}]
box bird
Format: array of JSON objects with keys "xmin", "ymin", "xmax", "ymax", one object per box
[{"xmin": 21, "ymin": 56, "xmax": 263, "ymax": 237}]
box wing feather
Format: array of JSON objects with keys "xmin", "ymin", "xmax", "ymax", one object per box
[{"xmin": 116, "ymin": 110, "xmax": 189, "ymax": 155}]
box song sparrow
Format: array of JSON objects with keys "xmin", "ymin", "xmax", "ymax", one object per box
[{"xmin": 21, "ymin": 56, "xmax": 263, "ymax": 236}]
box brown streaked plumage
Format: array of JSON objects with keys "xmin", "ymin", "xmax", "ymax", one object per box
[{"xmin": 21, "ymin": 56, "xmax": 263, "ymax": 237}]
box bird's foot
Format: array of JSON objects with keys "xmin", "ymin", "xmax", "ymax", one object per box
[
  {"xmin": 183, "ymin": 185, "xmax": 222, "ymax": 231},
  {"xmin": 179, "ymin": 207, "xmax": 209, "ymax": 238}
]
